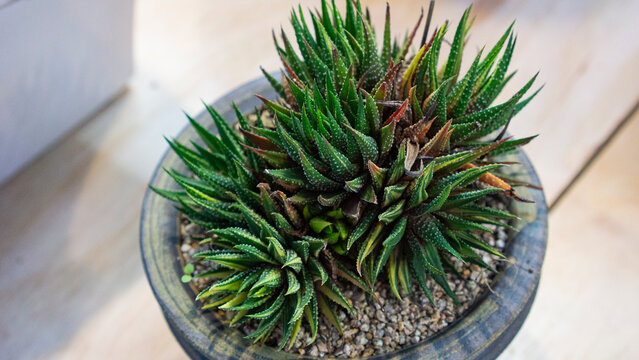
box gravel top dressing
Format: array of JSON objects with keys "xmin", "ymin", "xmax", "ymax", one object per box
[{"xmin": 179, "ymin": 195, "xmax": 510, "ymax": 358}]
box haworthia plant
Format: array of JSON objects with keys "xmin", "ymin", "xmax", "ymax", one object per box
[{"xmin": 152, "ymin": 0, "xmax": 541, "ymax": 346}]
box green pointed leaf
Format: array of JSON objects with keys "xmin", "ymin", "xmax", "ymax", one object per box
[
  {"xmin": 488, "ymin": 135, "xmax": 537, "ymax": 157},
  {"xmin": 267, "ymin": 236, "xmax": 287, "ymax": 263},
  {"xmin": 344, "ymin": 124, "xmax": 378, "ymax": 164},
  {"xmin": 198, "ymin": 270, "xmax": 248, "ymax": 297},
  {"xmin": 308, "ymin": 257, "xmax": 329, "ymax": 284},
  {"xmin": 235, "ymin": 244, "xmax": 277, "ymax": 264},
  {"xmin": 283, "ymin": 250, "xmax": 303, "ymax": 273},
  {"xmin": 378, "ymin": 199, "xmax": 405, "ymax": 224},
  {"xmin": 456, "ymin": 231, "xmax": 505, "ymax": 258},
  {"xmin": 409, "ymin": 251, "xmax": 435, "ymax": 304},
  {"xmin": 388, "ymin": 250, "xmax": 402, "ymax": 299},
  {"xmin": 427, "ymin": 24, "xmax": 448, "ymax": 91},
  {"xmin": 397, "ymin": 257, "xmax": 412, "ymax": 295},
  {"xmin": 360, "ymin": 183, "xmax": 377, "ymax": 204},
  {"xmin": 453, "ymin": 204, "xmax": 518, "ymax": 220},
  {"xmin": 443, "ymin": 6, "xmax": 472, "ymax": 83},
  {"xmin": 318, "ymin": 192, "xmax": 348, "ymax": 207},
  {"xmin": 428, "ymin": 78, "xmax": 453, "ymax": 129},
  {"xmin": 418, "ymin": 184, "xmax": 453, "ymax": 213},
  {"xmin": 407, "ymin": 236, "xmax": 443, "ymax": 276},
  {"xmin": 387, "ymin": 141, "xmax": 407, "ymax": 185},
  {"xmin": 381, "ymin": 3, "xmax": 392, "ymax": 67},
  {"xmin": 476, "ymin": 21, "xmax": 514, "ymax": 88},
  {"xmin": 202, "ymin": 102, "xmax": 244, "ymax": 158},
  {"xmin": 310, "ymin": 217, "xmax": 332, "ymax": 233},
  {"xmin": 356, "ymin": 222, "xmax": 384, "ymax": 274},
  {"xmin": 298, "ymin": 150, "xmax": 341, "ymax": 191},
  {"xmin": 150, "ymin": 186, "xmax": 187, "ymax": 203},
  {"xmin": 285, "ymin": 270, "xmax": 301, "ymax": 295},
  {"xmin": 248, "ymin": 306, "xmax": 283, "ymax": 343},
  {"xmin": 209, "ymin": 227, "xmax": 267, "ymax": 253},
  {"xmin": 292, "ymin": 240, "xmax": 310, "ymax": 261},
  {"xmin": 450, "ymin": 49, "xmax": 482, "ymax": 118},
  {"xmin": 247, "ymin": 291, "xmax": 285, "ymax": 320},
  {"xmin": 347, "ymin": 208, "xmax": 377, "ymax": 250},
  {"xmin": 317, "ymin": 292, "xmax": 342, "ymax": 334},
  {"xmin": 252, "ymin": 268, "xmax": 283, "ymax": 290},
  {"xmin": 238, "ymin": 269, "xmax": 262, "ymax": 293},
  {"xmin": 266, "ymin": 167, "xmax": 307, "ymax": 188},
  {"xmin": 442, "ymin": 188, "xmax": 503, "ymax": 209},
  {"xmin": 355, "ymin": 96, "xmax": 368, "ymax": 132},
  {"xmin": 278, "ymin": 297, "xmax": 297, "ymax": 350},
  {"xmin": 315, "ymin": 133, "xmax": 358, "ymax": 180},
  {"xmin": 200, "ymin": 251, "xmax": 254, "ymax": 271},
  {"xmin": 408, "ymin": 161, "xmax": 435, "ymax": 209},
  {"xmin": 466, "ymin": 73, "xmax": 538, "ymax": 140},
  {"xmin": 304, "ymin": 294, "xmax": 319, "ymax": 344},
  {"xmin": 365, "ymin": 93, "xmax": 380, "ymax": 133},
  {"xmin": 438, "ymin": 212, "xmax": 492, "ymax": 232},
  {"xmin": 423, "ymin": 242, "xmax": 459, "ymax": 303},
  {"xmin": 318, "ymin": 278, "xmax": 354, "ymax": 314},
  {"xmin": 291, "ymin": 270, "xmax": 314, "ymax": 323},
  {"xmin": 367, "ymin": 161, "xmax": 387, "ymax": 191},
  {"xmin": 243, "ymin": 145, "xmax": 291, "ymax": 167},
  {"xmin": 219, "ymin": 291, "xmax": 248, "ymax": 310},
  {"xmin": 382, "ymin": 183, "xmax": 408, "ymax": 207},
  {"xmin": 201, "ymin": 293, "xmax": 235, "ymax": 308},
  {"xmin": 272, "ymin": 212, "xmax": 293, "ymax": 233},
  {"xmin": 234, "ymin": 198, "xmax": 282, "ymax": 243},
  {"xmin": 302, "ymin": 236, "xmax": 327, "ymax": 257},
  {"xmin": 373, "ymin": 217, "xmax": 407, "ymax": 281},
  {"xmin": 336, "ymin": 261, "xmax": 375, "ymax": 296},
  {"xmin": 233, "ymin": 293, "xmax": 274, "ymax": 311},
  {"xmin": 344, "ymin": 174, "xmax": 366, "ymax": 192},
  {"xmin": 419, "ymin": 220, "xmax": 464, "ymax": 262},
  {"xmin": 471, "ymin": 34, "xmax": 516, "ymax": 111},
  {"xmin": 261, "ymin": 67, "xmax": 286, "ymax": 98}
]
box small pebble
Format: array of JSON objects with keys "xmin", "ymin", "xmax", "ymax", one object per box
[
  {"xmin": 356, "ymin": 335, "xmax": 368, "ymax": 346},
  {"xmin": 343, "ymin": 344, "xmax": 352, "ymax": 356},
  {"xmin": 309, "ymin": 346, "xmax": 319, "ymax": 357},
  {"xmin": 184, "ymin": 223, "xmax": 198, "ymax": 234}
]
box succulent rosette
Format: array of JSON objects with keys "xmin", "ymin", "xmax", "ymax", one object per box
[{"xmin": 152, "ymin": 0, "xmax": 541, "ymax": 347}]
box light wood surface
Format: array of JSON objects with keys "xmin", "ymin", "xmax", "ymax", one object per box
[
  {"xmin": 500, "ymin": 110, "xmax": 639, "ymax": 360},
  {"xmin": 1, "ymin": 0, "xmax": 638, "ymax": 359}
]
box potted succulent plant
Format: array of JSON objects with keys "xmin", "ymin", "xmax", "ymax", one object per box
[{"xmin": 140, "ymin": 1, "xmax": 547, "ymax": 359}]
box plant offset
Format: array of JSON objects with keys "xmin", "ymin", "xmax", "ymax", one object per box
[{"xmin": 152, "ymin": 0, "xmax": 541, "ymax": 350}]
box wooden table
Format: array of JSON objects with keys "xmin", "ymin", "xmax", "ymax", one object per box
[{"xmin": 1, "ymin": 0, "xmax": 638, "ymax": 358}]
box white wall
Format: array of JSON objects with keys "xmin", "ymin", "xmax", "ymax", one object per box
[{"xmin": 0, "ymin": 0, "xmax": 133, "ymax": 184}]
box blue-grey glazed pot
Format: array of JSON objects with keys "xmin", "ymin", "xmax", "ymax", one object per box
[{"xmin": 140, "ymin": 75, "xmax": 548, "ymax": 360}]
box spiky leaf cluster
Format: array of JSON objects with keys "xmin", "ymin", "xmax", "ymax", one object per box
[
  {"xmin": 252, "ymin": 72, "xmax": 521, "ymax": 303},
  {"xmin": 267, "ymin": 0, "xmax": 406, "ymax": 94},
  {"xmin": 152, "ymin": 105, "xmax": 365, "ymax": 349},
  {"xmin": 254, "ymin": 0, "xmax": 540, "ymax": 301},
  {"xmin": 398, "ymin": 6, "xmax": 542, "ymax": 146},
  {"xmin": 153, "ymin": 0, "xmax": 541, "ymax": 346}
]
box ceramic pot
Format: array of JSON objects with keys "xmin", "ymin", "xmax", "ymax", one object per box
[{"xmin": 140, "ymin": 75, "xmax": 548, "ymax": 360}]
